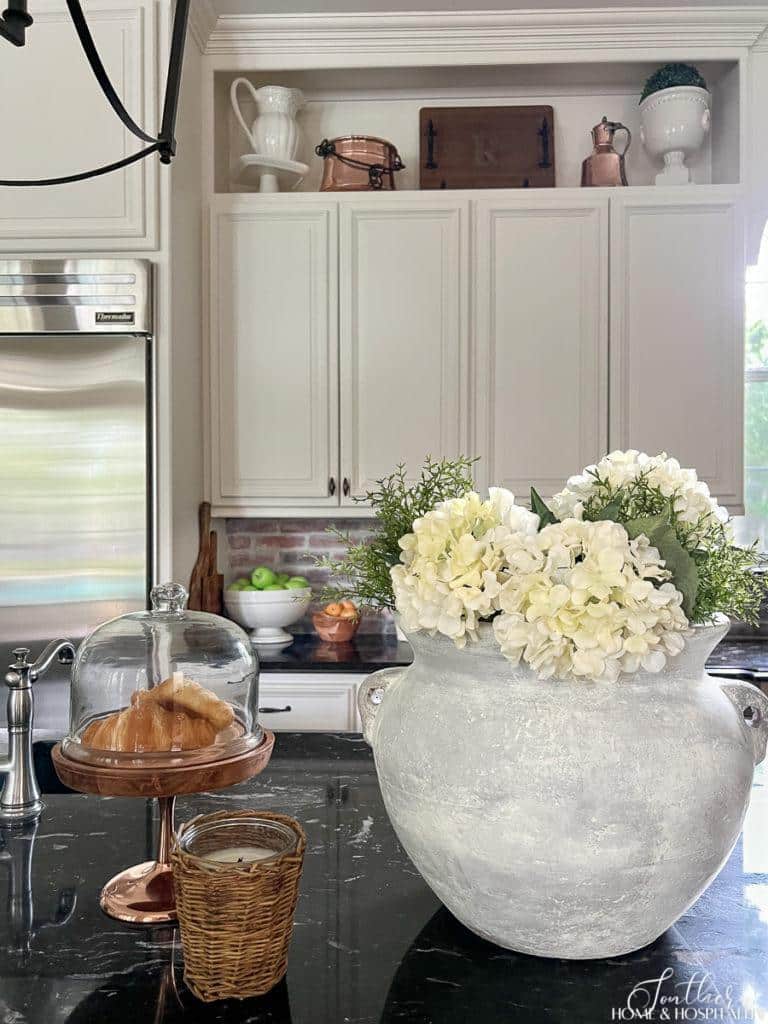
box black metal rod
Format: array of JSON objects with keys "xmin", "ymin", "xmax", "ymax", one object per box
[
  {"xmin": 66, "ymin": 0, "xmax": 156, "ymax": 145},
  {"xmin": 0, "ymin": 0, "xmax": 190, "ymax": 184},
  {"xmin": 0, "ymin": 0, "xmax": 32, "ymax": 47},
  {"xmin": 0, "ymin": 142, "xmax": 161, "ymax": 187},
  {"xmin": 158, "ymin": 0, "xmax": 191, "ymax": 163}
]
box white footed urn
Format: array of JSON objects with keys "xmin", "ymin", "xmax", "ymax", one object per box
[
  {"xmin": 639, "ymin": 86, "xmax": 711, "ymax": 185},
  {"xmin": 358, "ymin": 617, "xmax": 768, "ymax": 959}
]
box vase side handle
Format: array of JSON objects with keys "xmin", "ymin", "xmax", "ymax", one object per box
[
  {"xmin": 230, "ymin": 77, "xmax": 259, "ymax": 151},
  {"xmin": 357, "ymin": 667, "xmax": 406, "ymax": 746},
  {"xmin": 720, "ymin": 681, "xmax": 768, "ymax": 766}
]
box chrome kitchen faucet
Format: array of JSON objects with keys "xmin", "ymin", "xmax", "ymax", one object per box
[{"xmin": 0, "ymin": 640, "xmax": 75, "ymax": 823}]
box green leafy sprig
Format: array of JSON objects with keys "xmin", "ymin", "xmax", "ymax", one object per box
[{"xmin": 315, "ymin": 456, "xmax": 478, "ymax": 610}]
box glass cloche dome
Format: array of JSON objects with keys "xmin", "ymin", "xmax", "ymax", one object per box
[{"xmin": 62, "ymin": 582, "xmax": 261, "ymax": 768}]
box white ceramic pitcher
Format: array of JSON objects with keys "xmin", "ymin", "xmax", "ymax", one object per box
[{"xmin": 229, "ymin": 80, "xmax": 304, "ymax": 161}]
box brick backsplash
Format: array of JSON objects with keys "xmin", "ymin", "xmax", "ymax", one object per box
[{"xmin": 222, "ymin": 518, "xmax": 394, "ymax": 634}]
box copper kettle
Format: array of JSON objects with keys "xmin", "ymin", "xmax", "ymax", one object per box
[{"xmin": 581, "ymin": 116, "xmax": 631, "ymax": 187}]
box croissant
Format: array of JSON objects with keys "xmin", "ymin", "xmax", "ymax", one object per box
[
  {"xmin": 134, "ymin": 674, "xmax": 234, "ymax": 733},
  {"xmin": 82, "ymin": 700, "xmax": 217, "ymax": 753}
]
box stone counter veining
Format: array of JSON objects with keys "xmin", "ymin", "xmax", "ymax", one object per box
[{"xmin": 1, "ymin": 733, "xmax": 767, "ymax": 1024}]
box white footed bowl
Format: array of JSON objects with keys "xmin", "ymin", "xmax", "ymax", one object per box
[
  {"xmin": 224, "ymin": 588, "xmax": 311, "ymax": 644},
  {"xmin": 639, "ymin": 85, "xmax": 711, "ymax": 185}
]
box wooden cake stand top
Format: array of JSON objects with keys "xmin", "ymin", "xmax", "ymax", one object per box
[{"xmin": 52, "ymin": 729, "xmax": 275, "ymax": 798}]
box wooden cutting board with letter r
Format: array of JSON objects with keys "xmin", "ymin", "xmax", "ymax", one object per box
[{"xmin": 419, "ymin": 106, "xmax": 555, "ymax": 190}]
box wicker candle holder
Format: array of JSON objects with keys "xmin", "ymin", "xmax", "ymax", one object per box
[{"xmin": 171, "ymin": 810, "xmax": 306, "ymax": 1002}]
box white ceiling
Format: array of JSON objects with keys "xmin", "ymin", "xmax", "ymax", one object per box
[{"xmin": 211, "ymin": 0, "xmax": 768, "ymax": 17}]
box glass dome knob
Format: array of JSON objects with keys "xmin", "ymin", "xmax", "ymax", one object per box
[{"xmin": 150, "ymin": 582, "xmax": 188, "ymax": 615}]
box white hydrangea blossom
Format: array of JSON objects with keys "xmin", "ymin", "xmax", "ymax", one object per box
[
  {"xmin": 550, "ymin": 450, "xmax": 729, "ymax": 546},
  {"xmin": 493, "ymin": 519, "xmax": 688, "ymax": 684},
  {"xmin": 390, "ymin": 489, "xmax": 540, "ymax": 647}
]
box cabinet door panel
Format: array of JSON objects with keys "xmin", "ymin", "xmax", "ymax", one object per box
[
  {"xmin": 340, "ymin": 200, "xmax": 468, "ymax": 502},
  {"xmin": 610, "ymin": 193, "xmax": 744, "ymax": 511},
  {"xmin": 209, "ymin": 201, "xmax": 338, "ymax": 505},
  {"xmin": 260, "ymin": 675, "xmax": 360, "ymax": 732},
  {"xmin": 474, "ymin": 198, "xmax": 608, "ymax": 498},
  {"xmin": 0, "ymin": 1, "xmax": 156, "ymax": 249}
]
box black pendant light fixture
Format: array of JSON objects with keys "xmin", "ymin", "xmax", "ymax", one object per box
[{"xmin": 0, "ymin": 0, "xmax": 190, "ymax": 185}]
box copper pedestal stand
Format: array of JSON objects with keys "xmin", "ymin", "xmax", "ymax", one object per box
[{"xmin": 51, "ymin": 730, "xmax": 275, "ymax": 926}]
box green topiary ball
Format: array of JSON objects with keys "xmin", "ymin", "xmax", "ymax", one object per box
[{"xmin": 640, "ymin": 63, "xmax": 708, "ymax": 103}]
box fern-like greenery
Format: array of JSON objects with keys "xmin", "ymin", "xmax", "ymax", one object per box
[
  {"xmin": 640, "ymin": 63, "xmax": 707, "ymax": 103},
  {"xmin": 315, "ymin": 456, "xmax": 477, "ymax": 610}
]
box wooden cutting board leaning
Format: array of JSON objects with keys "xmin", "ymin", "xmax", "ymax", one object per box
[{"xmin": 419, "ymin": 106, "xmax": 555, "ymax": 190}]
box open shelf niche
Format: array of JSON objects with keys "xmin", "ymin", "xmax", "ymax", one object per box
[{"xmin": 212, "ymin": 59, "xmax": 742, "ymax": 195}]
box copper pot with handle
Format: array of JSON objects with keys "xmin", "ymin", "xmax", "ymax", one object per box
[{"xmin": 315, "ymin": 136, "xmax": 405, "ymax": 191}]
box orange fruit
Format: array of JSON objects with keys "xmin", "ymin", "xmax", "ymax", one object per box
[{"xmin": 324, "ymin": 602, "xmax": 343, "ymax": 617}]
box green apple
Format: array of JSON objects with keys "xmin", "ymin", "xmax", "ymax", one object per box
[
  {"xmin": 236, "ymin": 577, "xmax": 250, "ymax": 587},
  {"xmin": 251, "ymin": 566, "xmax": 277, "ymax": 589},
  {"xmin": 264, "ymin": 583, "xmax": 286, "ymax": 591},
  {"xmin": 227, "ymin": 581, "xmax": 244, "ymax": 591},
  {"xmin": 241, "ymin": 584, "xmax": 258, "ymax": 591},
  {"xmin": 276, "ymin": 573, "xmax": 291, "ymax": 585},
  {"xmin": 286, "ymin": 576, "xmax": 310, "ymax": 590}
]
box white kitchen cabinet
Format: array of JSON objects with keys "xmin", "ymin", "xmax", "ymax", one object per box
[
  {"xmin": 0, "ymin": 0, "xmax": 157, "ymax": 250},
  {"xmin": 339, "ymin": 198, "xmax": 469, "ymax": 502},
  {"xmin": 473, "ymin": 196, "xmax": 608, "ymax": 498},
  {"xmin": 260, "ymin": 673, "xmax": 363, "ymax": 732},
  {"xmin": 208, "ymin": 198, "xmax": 339, "ymax": 507},
  {"xmin": 609, "ymin": 190, "xmax": 745, "ymax": 511},
  {"xmin": 207, "ymin": 187, "xmax": 745, "ymax": 517}
]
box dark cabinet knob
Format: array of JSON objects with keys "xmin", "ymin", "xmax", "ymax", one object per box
[
  {"xmin": 329, "ymin": 477, "xmax": 336, "ymax": 496},
  {"xmin": 343, "ymin": 478, "xmax": 350, "ymax": 497}
]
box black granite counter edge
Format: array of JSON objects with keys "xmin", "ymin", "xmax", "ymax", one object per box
[
  {"xmin": 259, "ymin": 633, "xmax": 768, "ymax": 675},
  {"xmin": 706, "ymin": 637, "xmax": 768, "ymax": 671},
  {"xmin": 257, "ymin": 632, "xmax": 414, "ymax": 673}
]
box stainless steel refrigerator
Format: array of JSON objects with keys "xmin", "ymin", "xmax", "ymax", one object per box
[{"xmin": 0, "ymin": 259, "xmax": 153, "ymax": 725}]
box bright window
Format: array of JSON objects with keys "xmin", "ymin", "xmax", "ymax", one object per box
[{"xmin": 739, "ymin": 247, "xmax": 768, "ymax": 549}]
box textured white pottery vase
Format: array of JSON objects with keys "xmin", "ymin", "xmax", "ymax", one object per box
[
  {"xmin": 639, "ymin": 85, "xmax": 711, "ymax": 185},
  {"xmin": 230, "ymin": 80, "xmax": 304, "ymax": 160},
  {"xmin": 358, "ymin": 617, "xmax": 768, "ymax": 959}
]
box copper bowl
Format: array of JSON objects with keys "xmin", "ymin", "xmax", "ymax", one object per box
[
  {"xmin": 312, "ymin": 611, "xmax": 360, "ymax": 643},
  {"xmin": 315, "ymin": 136, "xmax": 404, "ymax": 191}
]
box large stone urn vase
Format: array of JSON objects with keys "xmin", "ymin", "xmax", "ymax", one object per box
[{"xmin": 358, "ymin": 618, "xmax": 768, "ymax": 959}]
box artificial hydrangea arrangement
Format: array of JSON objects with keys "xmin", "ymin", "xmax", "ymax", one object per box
[
  {"xmin": 548, "ymin": 450, "xmax": 759, "ymax": 624},
  {"xmin": 324, "ymin": 451, "xmax": 767, "ymax": 685}
]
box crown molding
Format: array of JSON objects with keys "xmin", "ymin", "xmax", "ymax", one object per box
[
  {"xmin": 203, "ymin": 6, "xmax": 768, "ymax": 60},
  {"xmin": 752, "ymin": 23, "xmax": 768, "ymax": 51},
  {"xmin": 188, "ymin": 0, "xmax": 217, "ymax": 52}
]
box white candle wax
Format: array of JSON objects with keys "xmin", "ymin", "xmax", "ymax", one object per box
[{"xmin": 203, "ymin": 845, "xmax": 275, "ymax": 864}]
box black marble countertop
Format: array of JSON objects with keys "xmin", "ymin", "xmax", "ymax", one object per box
[
  {"xmin": 256, "ymin": 632, "xmax": 413, "ymax": 673},
  {"xmin": 256, "ymin": 632, "xmax": 768, "ymax": 678},
  {"xmin": 2, "ymin": 733, "xmax": 767, "ymax": 1024},
  {"xmin": 707, "ymin": 638, "xmax": 768, "ymax": 674},
  {"xmin": 255, "ymin": 633, "xmax": 768, "ymax": 676}
]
